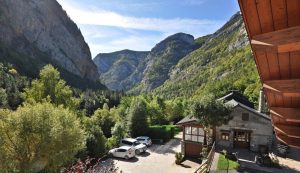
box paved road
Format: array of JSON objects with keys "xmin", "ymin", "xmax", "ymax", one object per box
[{"xmin": 105, "ymin": 133, "xmax": 200, "ymax": 173}]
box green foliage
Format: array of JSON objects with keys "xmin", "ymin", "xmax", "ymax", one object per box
[
  {"xmin": 23, "ymin": 64, "xmax": 79, "ymax": 110},
  {"xmin": 164, "ymin": 98, "xmax": 186, "ymax": 123},
  {"xmin": 201, "ymin": 147, "xmax": 209, "ymax": 158},
  {"xmin": 92, "ymin": 108, "xmax": 116, "ymax": 138},
  {"xmin": 147, "ymin": 125, "xmax": 179, "ymax": 142},
  {"xmin": 147, "ymin": 96, "xmax": 168, "ymax": 125},
  {"xmin": 154, "ymin": 16, "xmax": 261, "ymax": 106},
  {"xmin": 191, "ymin": 95, "xmax": 233, "ymax": 127},
  {"xmin": 111, "ymin": 122, "xmax": 126, "ymax": 142},
  {"xmin": 217, "ymin": 154, "xmax": 240, "ymax": 170},
  {"xmin": 175, "ymin": 152, "xmax": 183, "ymax": 165},
  {"xmin": 0, "ymin": 88, "xmax": 7, "ymax": 108},
  {"xmin": 0, "ymin": 63, "xmax": 29, "ymax": 109},
  {"xmin": 106, "ymin": 120, "xmax": 126, "ymax": 150},
  {"xmin": 103, "ymin": 103, "xmax": 109, "ymax": 110},
  {"xmin": 106, "ymin": 137, "xmax": 118, "ymax": 151},
  {"xmin": 0, "ymin": 102, "xmax": 85, "ymax": 173},
  {"xmin": 79, "ymin": 89, "xmax": 108, "ymax": 116},
  {"xmin": 127, "ymin": 97, "xmax": 149, "ymax": 137},
  {"xmin": 83, "ymin": 117, "xmax": 107, "ymax": 158}
]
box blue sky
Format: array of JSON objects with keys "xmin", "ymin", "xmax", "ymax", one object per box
[{"xmin": 57, "ymin": 0, "xmax": 239, "ymax": 58}]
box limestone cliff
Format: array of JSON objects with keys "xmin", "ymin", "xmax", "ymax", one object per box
[
  {"xmin": 93, "ymin": 50, "xmax": 149, "ymax": 91},
  {"xmin": 0, "ymin": 0, "xmax": 99, "ymax": 81}
]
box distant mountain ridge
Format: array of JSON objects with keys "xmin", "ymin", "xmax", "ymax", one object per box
[
  {"xmin": 93, "ymin": 50, "xmax": 149, "ymax": 91},
  {"xmin": 0, "ymin": 0, "xmax": 101, "ymax": 87},
  {"xmin": 94, "ymin": 33, "xmax": 198, "ymax": 92},
  {"xmin": 93, "ymin": 12, "xmax": 260, "ymax": 104}
]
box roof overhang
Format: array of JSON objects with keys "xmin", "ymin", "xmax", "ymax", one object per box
[{"xmin": 238, "ymin": 0, "xmax": 300, "ymax": 148}]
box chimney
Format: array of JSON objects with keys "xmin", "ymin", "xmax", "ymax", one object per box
[{"xmin": 258, "ymin": 89, "xmax": 265, "ymax": 113}]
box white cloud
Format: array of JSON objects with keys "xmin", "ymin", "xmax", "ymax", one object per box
[
  {"xmin": 58, "ymin": 1, "xmax": 224, "ymax": 36},
  {"xmin": 57, "ymin": 0, "xmax": 225, "ymax": 57}
]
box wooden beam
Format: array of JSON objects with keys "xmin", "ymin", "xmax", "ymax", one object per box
[
  {"xmin": 263, "ymin": 79, "xmax": 300, "ymax": 97},
  {"xmin": 251, "ymin": 26, "xmax": 300, "ymax": 53},
  {"xmin": 274, "ymin": 124, "xmax": 300, "ymax": 138},
  {"xmin": 271, "ymin": 107, "xmax": 300, "ymax": 123},
  {"xmin": 276, "ymin": 134, "xmax": 300, "ymax": 148}
]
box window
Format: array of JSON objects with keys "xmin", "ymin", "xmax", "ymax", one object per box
[
  {"xmin": 117, "ymin": 149, "xmax": 126, "ymax": 152},
  {"xmin": 234, "ymin": 131, "xmax": 250, "ymax": 142},
  {"xmin": 121, "ymin": 140, "xmax": 133, "ymax": 145},
  {"xmin": 221, "ymin": 132, "xmax": 230, "ymax": 141},
  {"xmin": 242, "ymin": 113, "xmax": 249, "ymax": 121},
  {"xmin": 184, "ymin": 126, "xmax": 205, "ymax": 142},
  {"xmin": 133, "ymin": 141, "xmax": 141, "ymax": 146}
]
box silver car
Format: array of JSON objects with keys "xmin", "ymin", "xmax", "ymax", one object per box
[
  {"xmin": 109, "ymin": 146, "xmax": 135, "ymax": 159},
  {"xmin": 135, "ymin": 136, "xmax": 152, "ymax": 146},
  {"xmin": 120, "ymin": 138, "xmax": 147, "ymax": 155}
]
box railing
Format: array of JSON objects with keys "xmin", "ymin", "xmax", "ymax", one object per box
[
  {"xmin": 194, "ymin": 161, "xmax": 208, "ymax": 173},
  {"xmin": 207, "ymin": 142, "xmax": 215, "ymax": 172},
  {"xmin": 194, "ymin": 142, "xmax": 215, "ymax": 173}
]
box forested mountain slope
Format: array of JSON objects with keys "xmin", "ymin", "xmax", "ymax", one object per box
[{"xmin": 154, "ymin": 12, "xmax": 261, "ymax": 104}]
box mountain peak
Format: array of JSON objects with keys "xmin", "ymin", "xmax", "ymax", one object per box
[{"xmin": 158, "ymin": 32, "xmax": 195, "ymax": 46}]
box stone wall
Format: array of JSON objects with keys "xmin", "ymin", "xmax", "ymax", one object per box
[{"xmin": 216, "ymin": 105, "xmax": 273, "ymax": 151}]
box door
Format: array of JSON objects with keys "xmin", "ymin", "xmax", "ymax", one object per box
[
  {"xmin": 185, "ymin": 142, "xmax": 202, "ymax": 157},
  {"xmin": 233, "ymin": 131, "xmax": 251, "ymax": 149}
]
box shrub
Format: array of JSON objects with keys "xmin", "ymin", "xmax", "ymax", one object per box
[
  {"xmin": 221, "ymin": 150, "xmax": 237, "ymax": 161},
  {"xmin": 175, "ymin": 152, "xmax": 183, "ymax": 165},
  {"xmin": 147, "ymin": 125, "xmax": 177, "ymax": 142},
  {"xmin": 201, "ymin": 147, "xmax": 209, "ymax": 158}
]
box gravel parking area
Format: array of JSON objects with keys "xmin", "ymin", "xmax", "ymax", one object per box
[{"xmin": 106, "ymin": 133, "xmax": 200, "ymax": 173}]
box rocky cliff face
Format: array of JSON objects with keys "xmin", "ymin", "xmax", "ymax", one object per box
[
  {"xmin": 0, "ymin": 0, "xmax": 99, "ymax": 81},
  {"xmin": 93, "ymin": 33, "xmax": 197, "ymax": 92},
  {"xmin": 93, "ymin": 50, "xmax": 149, "ymax": 91},
  {"xmin": 137, "ymin": 33, "xmax": 196, "ymax": 92}
]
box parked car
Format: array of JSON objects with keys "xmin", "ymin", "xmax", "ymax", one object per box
[
  {"xmin": 135, "ymin": 136, "xmax": 152, "ymax": 146},
  {"xmin": 120, "ymin": 138, "xmax": 147, "ymax": 154},
  {"xmin": 108, "ymin": 146, "xmax": 135, "ymax": 160}
]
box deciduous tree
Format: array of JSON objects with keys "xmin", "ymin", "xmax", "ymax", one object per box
[
  {"xmin": 0, "ymin": 102, "xmax": 85, "ymax": 172},
  {"xmin": 191, "ymin": 95, "xmax": 233, "ymax": 127},
  {"xmin": 23, "ymin": 65, "xmax": 78, "ymax": 110}
]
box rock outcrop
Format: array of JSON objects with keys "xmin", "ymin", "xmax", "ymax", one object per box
[
  {"xmin": 138, "ymin": 33, "xmax": 196, "ymax": 92},
  {"xmin": 0, "ymin": 0, "xmax": 99, "ymax": 81},
  {"xmin": 93, "ymin": 50, "xmax": 149, "ymax": 91}
]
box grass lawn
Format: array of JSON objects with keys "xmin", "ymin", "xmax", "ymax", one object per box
[{"xmin": 217, "ymin": 154, "xmax": 240, "ymax": 170}]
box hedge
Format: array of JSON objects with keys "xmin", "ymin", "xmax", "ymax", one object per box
[{"xmin": 146, "ymin": 125, "xmax": 180, "ymax": 143}]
